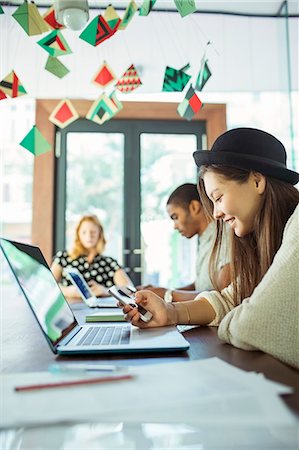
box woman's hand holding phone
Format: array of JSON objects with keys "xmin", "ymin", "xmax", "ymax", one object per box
[{"xmin": 122, "ymin": 290, "xmax": 178, "ymax": 329}]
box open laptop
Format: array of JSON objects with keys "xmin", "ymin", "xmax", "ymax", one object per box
[
  {"xmin": 65, "ymin": 267, "xmax": 119, "ymax": 308},
  {"xmin": 0, "ymin": 238, "xmax": 190, "ymax": 355}
]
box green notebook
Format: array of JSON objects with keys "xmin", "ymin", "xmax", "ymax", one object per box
[{"xmin": 85, "ymin": 311, "xmax": 125, "ymax": 322}]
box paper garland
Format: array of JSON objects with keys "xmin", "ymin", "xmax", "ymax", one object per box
[
  {"xmin": 49, "ymin": 99, "xmax": 79, "ymax": 128},
  {"xmin": 119, "ymin": 0, "xmax": 138, "ymax": 30},
  {"xmin": 115, "ymin": 64, "xmax": 142, "ymax": 93},
  {"xmin": 177, "ymin": 86, "xmax": 202, "ymax": 121},
  {"xmin": 43, "ymin": 6, "xmax": 64, "ymax": 30},
  {"xmin": 79, "ymin": 15, "xmax": 114, "ymax": 47},
  {"xmin": 37, "ymin": 30, "xmax": 72, "ymax": 57},
  {"xmin": 162, "ymin": 64, "xmax": 191, "ymax": 92},
  {"xmin": 12, "ymin": 0, "xmax": 49, "ymax": 36},
  {"xmin": 195, "ymin": 60, "xmax": 212, "ymax": 91},
  {"xmin": 20, "ymin": 125, "xmax": 51, "ymax": 156},
  {"xmin": 0, "ymin": 71, "xmax": 27, "ymax": 98},
  {"xmin": 45, "ymin": 56, "xmax": 69, "ymax": 78},
  {"xmin": 174, "ymin": 0, "xmax": 196, "ymax": 18},
  {"xmin": 92, "ymin": 62, "xmax": 116, "ymax": 88},
  {"xmin": 104, "ymin": 5, "xmax": 121, "ymax": 32},
  {"xmin": 139, "ymin": 0, "xmax": 157, "ymax": 16},
  {"xmin": 86, "ymin": 91, "xmax": 123, "ymax": 125}
]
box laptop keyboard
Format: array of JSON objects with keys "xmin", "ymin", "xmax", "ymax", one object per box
[{"xmin": 77, "ymin": 326, "xmax": 131, "ymax": 346}]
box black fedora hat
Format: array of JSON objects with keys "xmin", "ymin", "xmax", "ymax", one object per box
[{"xmin": 193, "ymin": 128, "xmax": 299, "ymax": 185}]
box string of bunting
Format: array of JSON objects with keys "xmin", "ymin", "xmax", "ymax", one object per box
[{"xmin": 1, "ymin": 0, "xmax": 214, "ymax": 156}]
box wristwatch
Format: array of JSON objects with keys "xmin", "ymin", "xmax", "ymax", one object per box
[{"xmin": 164, "ymin": 289, "xmax": 173, "ymax": 303}]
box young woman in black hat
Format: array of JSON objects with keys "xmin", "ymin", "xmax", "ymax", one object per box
[{"xmin": 121, "ymin": 128, "xmax": 299, "ymax": 368}]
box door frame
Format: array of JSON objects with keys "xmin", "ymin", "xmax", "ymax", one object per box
[{"xmin": 33, "ymin": 100, "xmax": 226, "ymax": 264}]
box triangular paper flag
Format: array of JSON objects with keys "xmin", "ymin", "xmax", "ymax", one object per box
[
  {"xmin": 37, "ymin": 30, "xmax": 72, "ymax": 57},
  {"xmin": 43, "ymin": 6, "xmax": 64, "ymax": 30},
  {"xmin": 104, "ymin": 5, "xmax": 121, "ymax": 32},
  {"xmin": 177, "ymin": 86, "xmax": 202, "ymax": 121},
  {"xmin": 0, "ymin": 71, "xmax": 27, "ymax": 98},
  {"xmin": 162, "ymin": 65, "xmax": 191, "ymax": 92},
  {"xmin": 20, "ymin": 125, "xmax": 51, "ymax": 156},
  {"xmin": 115, "ymin": 64, "xmax": 142, "ymax": 93},
  {"xmin": 12, "ymin": 0, "xmax": 49, "ymax": 36},
  {"xmin": 195, "ymin": 60, "xmax": 212, "ymax": 91},
  {"xmin": 86, "ymin": 93, "xmax": 119, "ymax": 125},
  {"xmin": 0, "ymin": 5, "xmax": 4, "ymax": 14},
  {"xmin": 119, "ymin": 0, "xmax": 138, "ymax": 30},
  {"xmin": 49, "ymin": 99, "xmax": 79, "ymax": 128},
  {"xmin": 45, "ymin": 55, "xmax": 69, "ymax": 78},
  {"xmin": 174, "ymin": 0, "xmax": 196, "ymax": 17},
  {"xmin": 79, "ymin": 15, "xmax": 114, "ymax": 46},
  {"xmin": 139, "ymin": 0, "xmax": 157, "ymax": 16},
  {"xmin": 92, "ymin": 61, "xmax": 116, "ymax": 88}
]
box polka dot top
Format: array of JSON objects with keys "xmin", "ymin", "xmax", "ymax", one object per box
[{"xmin": 53, "ymin": 251, "xmax": 121, "ymax": 288}]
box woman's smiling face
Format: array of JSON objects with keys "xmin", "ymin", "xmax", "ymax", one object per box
[{"xmin": 203, "ymin": 171, "xmax": 266, "ymax": 237}]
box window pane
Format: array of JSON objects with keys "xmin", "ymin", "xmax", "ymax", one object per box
[
  {"xmin": 140, "ymin": 133, "xmax": 198, "ymax": 287},
  {"xmin": 65, "ymin": 132, "xmax": 124, "ymax": 263},
  {"xmin": 0, "ymin": 99, "xmax": 35, "ymax": 243}
]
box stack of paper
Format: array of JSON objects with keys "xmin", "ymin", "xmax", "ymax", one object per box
[{"xmin": 0, "ymin": 358, "xmax": 296, "ymax": 429}]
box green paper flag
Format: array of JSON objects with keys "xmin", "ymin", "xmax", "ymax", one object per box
[
  {"xmin": 139, "ymin": 0, "xmax": 157, "ymax": 16},
  {"xmin": 174, "ymin": 0, "xmax": 196, "ymax": 17},
  {"xmin": 119, "ymin": 0, "xmax": 138, "ymax": 30},
  {"xmin": 12, "ymin": 0, "xmax": 49, "ymax": 36},
  {"xmin": 20, "ymin": 125, "xmax": 51, "ymax": 156},
  {"xmin": 0, "ymin": 5, "xmax": 4, "ymax": 14},
  {"xmin": 162, "ymin": 65, "xmax": 191, "ymax": 92},
  {"xmin": 195, "ymin": 60, "xmax": 212, "ymax": 91},
  {"xmin": 45, "ymin": 55, "xmax": 69, "ymax": 78},
  {"xmin": 79, "ymin": 15, "xmax": 114, "ymax": 46},
  {"xmin": 37, "ymin": 30, "xmax": 72, "ymax": 56}
]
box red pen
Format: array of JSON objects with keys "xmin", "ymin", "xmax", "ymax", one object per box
[{"xmin": 14, "ymin": 374, "xmax": 134, "ymax": 392}]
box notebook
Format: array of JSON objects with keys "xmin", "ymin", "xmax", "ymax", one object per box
[
  {"xmin": 65, "ymin": 267, "xmax": 118, "ymax": 308},
  {"xmin": 0, "ymin": 238, "xmax": 189, "ymax": 355},
  {"xmin": 86, "ymin": 311, "xmax": 126, "ymax": 322}
]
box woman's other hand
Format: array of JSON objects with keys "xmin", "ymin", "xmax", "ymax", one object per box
[
  {"xmin": 121, "ymin": 290, "xmax": 178, "ymax": 329},
  {"xmin": 88, "ymin": 280, "xmax": 109, "ymax": 297}
]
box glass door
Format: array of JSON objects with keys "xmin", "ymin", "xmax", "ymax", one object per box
[
  {"xmin": 54, "ymin": 119, "xmax": 205, "ymax": 286},
  {"xmin": 140, "ymin": 133, "xmax": 198, "ymax": 287},
  {"xmin": 65, "ymin": 132, "xmax": 124, "ymax": 259}
]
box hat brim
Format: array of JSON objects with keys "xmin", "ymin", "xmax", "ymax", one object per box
[{"xmin": 193, "ymin": 150, "xmax": 299, "ymax": 185}]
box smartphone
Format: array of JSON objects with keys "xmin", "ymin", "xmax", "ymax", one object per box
[{"xmin": 108, "ymin": 286, "xmax": 153, "ymax": 323}]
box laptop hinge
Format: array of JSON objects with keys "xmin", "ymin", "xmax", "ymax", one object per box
[{"xmin": 57, "ymin": 325, "xmax": 82, "ymax": 348}]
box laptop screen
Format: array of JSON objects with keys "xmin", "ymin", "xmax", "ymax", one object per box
[
  {"xmin": 66, "ymin": 270, "xmax": 93, "ymax": 300},
  {"xmin": 0, "ymin": 238, "xmax": 77, "ymax": 350}
]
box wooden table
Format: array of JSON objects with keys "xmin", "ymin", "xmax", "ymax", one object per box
[{"xmin": 2, "ymin": 283, "xmax": 299, "ymax": 418}]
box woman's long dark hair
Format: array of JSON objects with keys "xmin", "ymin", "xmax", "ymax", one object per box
[{"xmin": 198, "ymin": 165, "xmax": 299, "ymax": 305}]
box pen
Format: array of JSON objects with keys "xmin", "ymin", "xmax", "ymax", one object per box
[
  {"xmin": 48, "ymin": 363, "xmax": 126, "ymax": 373},
  {"xmin": 14, "ymin": 374, "xmax": 134, "ymax": 392}
]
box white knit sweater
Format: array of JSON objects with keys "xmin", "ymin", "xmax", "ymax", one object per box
[{"xmin": 196, "ymin": 204, "xmax": 299, "ymax": 369}]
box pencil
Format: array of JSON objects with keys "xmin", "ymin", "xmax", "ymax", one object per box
[{"xmin": 14, "ymin": 374, "xmax": 134, "ymax": 392}]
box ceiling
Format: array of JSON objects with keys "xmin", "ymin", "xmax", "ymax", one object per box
[
  {"xmin": 1, "ymin": 1, "xmax": 298, "ymax": 99},
  {"xmin": 2, "ymin": 0, "xmax": 299, "ymax": 16}
]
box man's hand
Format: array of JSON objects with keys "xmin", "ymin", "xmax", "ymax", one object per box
[{"xmin": 136, "ymin": 285, "xmax": 167, "ymax": 298}]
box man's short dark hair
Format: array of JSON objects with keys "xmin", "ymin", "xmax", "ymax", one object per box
[{"xmin": 167, "ymin": 183, "xmax": 200, "ymax": 209}]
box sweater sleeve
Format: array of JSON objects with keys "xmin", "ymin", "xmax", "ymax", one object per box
[
  {"xmin": 218, "ymin": 205, "xmax": 299, "ymax": 369},
  {"xmin": 194, "ymin": 283, "xmax": 236, "ymax": 326}
]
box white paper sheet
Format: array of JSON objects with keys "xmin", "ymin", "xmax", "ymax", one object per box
[{"xmin": 0, "ymin": 358, "xmax": 296, "ymax": 429}]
